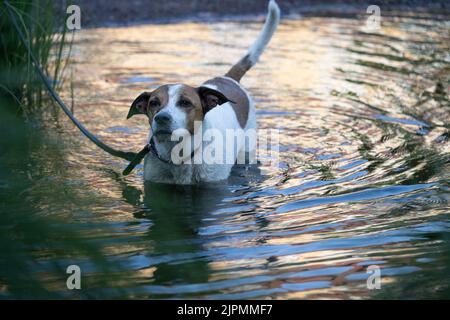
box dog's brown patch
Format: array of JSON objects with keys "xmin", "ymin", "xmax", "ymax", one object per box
[
  {"xmin": 147, "ymin": 85, "xmax": 169, "ymax": 120},
  {"xmin": 225, "ymin": 54, "xmax": 253, "ymax": 83},
  {"xmin": 176, "ymin": 85, "xmax": 204, "ymax": 133},
  {"xmin": 201, "ymin": 77, "xmax": 249, "ymax": 128}
]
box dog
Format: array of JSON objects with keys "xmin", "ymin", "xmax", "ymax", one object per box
[{"xmin": 127, "ymin": 0, "xmax": 280, "ymax": 184}]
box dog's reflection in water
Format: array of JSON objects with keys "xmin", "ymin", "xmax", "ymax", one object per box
[{"xmin": 122, "ymin": 164, "xmax": 262, "ymax": 291}]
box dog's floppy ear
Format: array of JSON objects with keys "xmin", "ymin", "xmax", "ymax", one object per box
[
  {"xmin": 127, "ymin": 92, "xmax": 152, "ymax": 119},
  {"xmin": 198, "ymin": 87, "xmax": 234, "ymax": 114}
]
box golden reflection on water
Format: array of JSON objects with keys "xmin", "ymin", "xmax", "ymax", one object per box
[{"xmin": 49, "ymin": 12, "xmax": 450, "ymax": 299}]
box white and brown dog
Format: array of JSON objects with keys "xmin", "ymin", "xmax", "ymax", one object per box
[{"xmin": 127, "ymin": 0, "xmax": 280, "ymax": 184}]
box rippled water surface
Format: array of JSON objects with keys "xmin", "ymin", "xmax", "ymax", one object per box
[{"xmin": 4, "ymin": 12, "xmax": 450, "ymax": 299}]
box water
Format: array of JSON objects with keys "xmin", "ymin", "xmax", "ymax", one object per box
[{"xmin": 1, "ymin": 12, "xmax": 450, "ymax": 299}]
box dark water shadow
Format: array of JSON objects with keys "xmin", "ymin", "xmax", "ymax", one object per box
[{"xmin": 108, "ymin": 164, "xmax": 263, "ymax": 297}]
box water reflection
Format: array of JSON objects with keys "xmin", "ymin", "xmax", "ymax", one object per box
[{"xmin": 1, "ymin": 11, "xmax": 449, "ymax": 299}]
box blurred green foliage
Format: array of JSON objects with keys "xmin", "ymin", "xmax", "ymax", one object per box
[
  {"xmin": 0, "ymin": 1, "xmax": 123, "ymax": 299},
  {"xmin": 0, "ymin": 0, "xmax": 71, "ymax": 117}
]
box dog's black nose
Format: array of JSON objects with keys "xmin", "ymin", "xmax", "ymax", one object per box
[{"xmin": 154, "ymin": 112, "xmax": 171, "ymax": 125}]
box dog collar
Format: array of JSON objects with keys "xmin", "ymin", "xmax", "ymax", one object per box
[
  {"xmin": 122, "ymin": 136, "xmax": 196, "ymax": 175},
  {"xmin": 149, "ymin": 136, "xmax": 172, "ymax": 164},
  {"xmin": 121, "ymin": 137, "xmax": 168, "ymax": 176}
]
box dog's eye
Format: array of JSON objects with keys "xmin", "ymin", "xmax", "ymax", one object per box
[
  {"xmin": 149, "ymin": 99, "xmax": 160, "ymax": 108},
  {"xmin": 178, "ymin": 99, "xmax": 192, "ymax": 108}
]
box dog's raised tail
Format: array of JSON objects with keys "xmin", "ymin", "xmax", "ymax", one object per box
[{"xmin": 225, "ymin": 0, "xmax": 280, "ymax": 82}]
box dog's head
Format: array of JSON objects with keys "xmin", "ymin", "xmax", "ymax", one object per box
[
  {"xmin": 127, "ymin": 84, "xmax": 233, "ymax": 161},
  {"xmin": 128, "ymin": 84, "xmax": 231, "ymax": 135}
]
